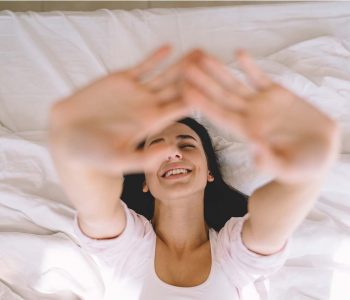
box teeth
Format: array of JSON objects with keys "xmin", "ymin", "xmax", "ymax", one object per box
[{"xmin": 164, "ymin": 168, "xmax": 190, "ymax": 178}]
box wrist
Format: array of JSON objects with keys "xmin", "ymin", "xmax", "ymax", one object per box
[{"xmin": 274, "ymin": 172, "xmax": 328, "ymax": 188}]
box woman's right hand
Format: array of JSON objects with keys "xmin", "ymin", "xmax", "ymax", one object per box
[{"xmin": 48, "ymin": 46, "xmax": 199, "ymax": 175}]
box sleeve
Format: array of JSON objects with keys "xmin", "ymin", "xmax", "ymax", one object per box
[
  {"xmin": 216, "ymin": 213, "xmax": 290, "ymax": 288},
  {"xmin": 72, "ymin": 201, "xmax": 154, "ymax": 270}
]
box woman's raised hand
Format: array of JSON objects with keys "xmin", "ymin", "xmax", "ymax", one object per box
[
  {"xmin": 48, "ymin": 46, "xmax": 200, "ymax": 175},
  {"xmin": 184, "ymin": 50, "xmax": 341, "ymax": 184},
  {"xmin": 49, "ymin": 46, "xmax": 340, "ymax": 183}
]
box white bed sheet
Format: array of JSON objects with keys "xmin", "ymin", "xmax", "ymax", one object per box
[{"xmin": 0, "ymin": 3, "xmax": 350, "ymax": 299}]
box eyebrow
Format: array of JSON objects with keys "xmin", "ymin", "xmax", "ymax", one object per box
[{"xmin": 148, "ymin": 135, "xmax": 197, "ymax": 146}]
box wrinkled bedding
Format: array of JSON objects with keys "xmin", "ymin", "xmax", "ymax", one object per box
[{"xmin": 0, "ymin": 3, "xmax": 350, "ymax": 299}]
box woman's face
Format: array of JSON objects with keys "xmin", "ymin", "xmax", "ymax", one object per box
[{"xmin": 144, "ymin": 123, "xmax": 210, "ymax": 201}]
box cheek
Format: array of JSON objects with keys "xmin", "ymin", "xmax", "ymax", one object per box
[
  {"xmin": 192, "ymin": 156, "xmax": 209, "ymax": 180},
  {"xmin": 145, "ymin": 172, "xmax": 157, "ymax": 185},
  {"xmin": 199, "ymin": 168, "xmax": 209, "ymax": 182}
]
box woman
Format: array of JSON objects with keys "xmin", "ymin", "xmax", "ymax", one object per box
[
  {"xmin": 122, "ymin": 116, "xmax": 248, "ymax": 232},
  {"xmin": 48, "ymin": 46, "xmax": 340, "ymax": 299}
]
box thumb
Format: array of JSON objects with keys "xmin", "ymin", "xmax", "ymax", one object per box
[
  {"xmin": 142, "ymin": 144, "xmax": 174, "ymax": 171},
  {"xmin": 124, "ymin": 144, "xmax": 173, "ymax": 174}
]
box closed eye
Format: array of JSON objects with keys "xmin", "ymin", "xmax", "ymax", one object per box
[{"xmin": 180, "ymin": 144, "xmax": 195, "ymax": 149}]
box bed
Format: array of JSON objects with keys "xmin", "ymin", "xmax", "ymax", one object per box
[{"xmin": 0, "ymin": 2, "xmax": 349, "ymax": 299}]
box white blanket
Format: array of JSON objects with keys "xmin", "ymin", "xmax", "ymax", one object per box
[{"xmin": 0, "ymin": 3, "xmax": 350, "ymax": 299}]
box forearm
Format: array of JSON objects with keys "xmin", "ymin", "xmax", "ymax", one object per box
[
  {"xmin": 48, "ymin": 111, "xmax": 124, "ymax": 223},
  {"xmin": 247, "ymin": 176, "xmax": 326, "ymax": 249},
  {"xmin": 49, "ymin": 135, "xmax": 126, "ymax": 239},
  {"xmin": 55, "ymin": 158, "xmax": 124, "ymax": 222}
]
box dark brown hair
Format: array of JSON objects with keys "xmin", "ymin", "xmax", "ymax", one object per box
[{"xmin": 121, "ymin": 117, "xmax": 248, "ymax": 231}]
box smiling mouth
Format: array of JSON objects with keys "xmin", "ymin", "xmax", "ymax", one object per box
[{"xmin": 161, "ymin": 170, "xmax": 192, "ymax": 180}]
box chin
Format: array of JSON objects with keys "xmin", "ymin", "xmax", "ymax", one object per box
[{"xmin": 160, "ymin": 185, "xmax": 205, "ymax": 200}]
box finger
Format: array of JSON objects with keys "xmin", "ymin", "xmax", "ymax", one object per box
[
  {"xmin": 75, "ymin": 129, "xmax": 174, "ymax": 175},
  {"xmin": 131, "ymin": 99, "xmax": 195, "ymax": 145},
  {"xmin": 200, "ymin": 54, "xmax": 254, "ymax": 97},
  {"xmin": 235, "ymin": 49, "xmax": 272, "ymax": 90},
  {"xmin": 77, "ymin": 131, "xmax": 174, "ymax": 175},
  {"xmin": 183, "ymin": 83, "xmax": 247, "ymax": 140},
  {"xmin": 185, "ymin": 65, "xmax": 246, "ymax": 111},
  {"xmin": 154, "ymin": 82, "xmax": 181, "ymax": 102},
  {"xmin": 146, "ymin": 66, "xmax": 179, "ymax": 91},
  {"xmin": 89, "ymin": 142, "xmax": 171, "ymax": 175},
  {"xmin": 121, "ymin": 144, "xmax": 175, "ymax": 174},
  {"xmin": 129, "ymin": 45, "xmax": 172, "ymax": 79},
  {"xmin": 146, "ymin": 49, "xmax": 204, "ymax": 91}
]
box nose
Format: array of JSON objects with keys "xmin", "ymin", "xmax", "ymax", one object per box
[{"xmin": 167, "ymin": 146, "xmax": 183, "ymax": 161}]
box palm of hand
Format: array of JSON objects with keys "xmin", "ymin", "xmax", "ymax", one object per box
[
  {"xmin": 51, "ymin": 47, "xmax": 340, "ymax": 180},
  {"xmin": 50, "ymin": 47, "xmax": 195, "ymax": 175},
  {"xmin": 185, "ymin": 51, "xmax": 340, "ymax": 184},
  {"xmin": 243, "ymin": 84, "xmax": 338, "ymax": 183}
]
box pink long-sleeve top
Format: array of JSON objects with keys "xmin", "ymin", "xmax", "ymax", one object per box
[{"xmin": 73, "ymin": 201, "xmax": 290, "ymax": 299}]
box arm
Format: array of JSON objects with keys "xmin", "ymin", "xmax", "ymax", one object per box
[
  {"xmin": 47, "ymin": 46, "xmax": 198, "ymax": 240},
  {"xmin": 183, "ymin": 49, "xmax": 341, "ymax": 256},
  {"xmin": 241, "ymin": 177, "xmax": 325, "ymax": 256},
  {"xmin": 57, "ymin": 162, "xmax": 126, "ymax": 240},
  {"xmin": 49, "ymin": 106, "xmax": 126, "ymax": 240}
]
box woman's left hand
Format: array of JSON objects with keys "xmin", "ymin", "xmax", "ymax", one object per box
[{"xmin": 184, "ymin": 50, "xmax": 341, "ymax": 184}]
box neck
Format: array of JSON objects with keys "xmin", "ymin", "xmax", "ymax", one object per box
[{"xmin": 151, "ymin": 191, "xmax": 209, "ymax": 255}]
